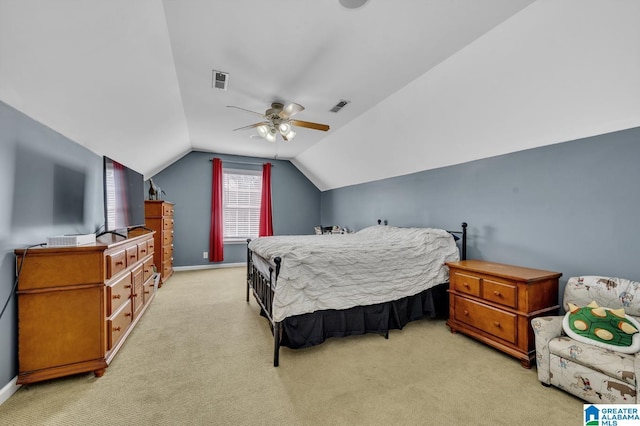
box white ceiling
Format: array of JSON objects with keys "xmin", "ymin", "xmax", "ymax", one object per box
[{"xmin": 1, "ymin": 1, "xmax": 639, "ymax": 191}]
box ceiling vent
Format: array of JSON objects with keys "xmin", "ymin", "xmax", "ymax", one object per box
[
  {"xmin": 330, "ymin": 100, "xmax": 350, "ymax": 113},
  {"xmin": 212, "ymin": 70, "xmax": 229, "ymax": 90}
]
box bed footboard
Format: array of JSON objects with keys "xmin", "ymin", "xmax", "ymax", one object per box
[{"xmin": 246, "ymin": 241, "xmax": 282, "ymax": 366}]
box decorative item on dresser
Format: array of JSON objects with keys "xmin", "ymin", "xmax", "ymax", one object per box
[
  {"xmin": 446, "ymin": 260, "xmax": 561, "ymax": 368},
  {"xmin": 14, "ymin": 231, "xmax": 156, "ymax": 384},
  {"xmin": 144, "ymin": 200, "xmax": 174, "ymax": 286}
]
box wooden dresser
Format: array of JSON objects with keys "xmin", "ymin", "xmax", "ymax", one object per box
[
  {"xmin": 144, "ymin": 200, "xmax": 174, "ymax": 286},
  {"xmin": 15, "ymin": 231, "xmax": 156, "ymax": 384},
  {"xmin": 446, "ymin": 260, "xmax": 561, "ymax": 368}
]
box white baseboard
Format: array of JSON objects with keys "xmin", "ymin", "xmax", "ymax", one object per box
[
  {"xmin": 173, "ymin": 262, "xmax": 244, "ymax": 272},
  {"xmin": 0, "ymin": 377, "xmax": 20, "ymax": 406}
]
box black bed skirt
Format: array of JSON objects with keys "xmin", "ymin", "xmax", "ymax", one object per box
[{"xmin": 270, "ymin": 283, "xmax": 449, "ymax": 349}]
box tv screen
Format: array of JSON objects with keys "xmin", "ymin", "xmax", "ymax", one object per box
[{"xmin": 103, "ymin": 156, "xmax": 145, "ymax": 232}]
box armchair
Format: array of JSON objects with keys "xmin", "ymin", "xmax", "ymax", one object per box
[{"xmin": 532, "ymin": 276, "xmax": 640, "ymax": 404}]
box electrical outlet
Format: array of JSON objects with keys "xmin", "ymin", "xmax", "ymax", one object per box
[{"xmin": 203, "ymin": 251, "xmax": 208, "ymax": 259}]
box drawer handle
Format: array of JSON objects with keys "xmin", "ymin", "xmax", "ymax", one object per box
[
  {"xmin": 494, "ymin": 291, "xmax": 502, "ymax": 297},
  {"xmin": 462, "ymin": 282, "xmax": 469, "ymax": 288},
  {"xmin": 116, "ymin": 261, "xmax": 124, "ymax": 266},
  {"xmin": 141, "ymin": 249, "xmax": 146, "ymax": 254},
  {"xmin": 124, "ymin": 285, "xmax": 132, "ymax": 289},
  {"xmin": 130, "ymin": 254, "xmax": 136, "ymax": 259},
  {"xmin": 493, "ymin": 321, "xmax": 501, "ymax": 328},
  {"xmin": 113, "ymin": 326, "xmax": 121, "ymax": 332},
  {"xmin": 463, "ymin": 310, "xmax": 469, "ymax": 316},
  {"xmin": 125, "ymin": 312, "xmax": 132, "ymax": 318},
  {"xmin": 113, "ymin": 294, "xmax": 121, "ymax": 300}
]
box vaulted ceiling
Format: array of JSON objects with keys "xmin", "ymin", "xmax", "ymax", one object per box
[{"xmin": 1, "ymin": 1, "xmax": 638, "ymax": 191}]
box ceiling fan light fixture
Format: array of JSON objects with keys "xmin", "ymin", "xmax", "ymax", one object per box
[
  {"xmin": 256, "ymin": 125, "xmax": 269, "ymax": 138},
  {"xmin": 229, "ymin": 101, "xmax": 329, "ymax": 141},
  {"xmin": 265, "ymin": 131, "xmax": 276, "ymax": 143},
  {"xmin": 279, "ymin": 122, "xmax": 291, "ymax": 134}
]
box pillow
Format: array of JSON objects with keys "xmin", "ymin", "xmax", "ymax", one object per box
[{"xmin": 562, "ymin": 301, "xmax": 640, "ymax": 353}]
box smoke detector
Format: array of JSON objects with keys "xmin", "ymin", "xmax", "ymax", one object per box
[
  {"xmin": 212, "ymin": 70, "xmax": 229, "ymax": 90},
  {"xmin": 339, "ymin": 0, "xmax": 369, "ymax": 9}
]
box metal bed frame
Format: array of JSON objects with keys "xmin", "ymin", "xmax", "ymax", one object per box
[{"xmin": 246, "ymin": 222, "xmax": 467, "ymax": 366}]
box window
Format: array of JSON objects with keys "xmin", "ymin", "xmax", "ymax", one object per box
[{"xmin": 222, "ymin": 168, "xmax": 262, "ymax": 241}]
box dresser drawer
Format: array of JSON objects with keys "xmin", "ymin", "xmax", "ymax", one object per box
[
  {"xmin": 482, "ymin": 279, "xmax": 517, "ymax": 308},
  {"xmin": 452, "ymin": 272, "xmax": 481, "ymax": 297},
  {"xmin": 137, "ymin": 241, "xmax": 149, "ymax": 259},
  {"xmin": 106, "ymin": 250, "xmax": 126, "ymax": 278},
  {"xmin": 162, "ymin": 218, "xmax": 174, "ymax": 230},
  {"xmin": 163, "ymin": 203, "xmax": 174, "ymax": 216},
  {"xmin": 163, "ymin": 244, "xmax": 173, "ymax": 260},
  {"xmin": 143, "ymin": 280, "xmax": 155, "ymax": 304},
  {"xmin": 146, "ymin": 238, "xmax": 155, "ymax": 255},
  {"xmin": 125, "ymin": 246, "xmax": 138, "ymax": 267},
  {"xmin": 162, "ymin": 260, "xmax": 173, "ymax": 277},
  {"xmin": 453, "ymin": 296, "xmax": 517, "ymax": 344},
  {"xmin": 108, "ymin": 300, "xmax": 132, "ymax": 350},
  {"xmin": 143, "ymin": 257, "xmax": 154, "ymax": 283},
  {"xmin": 106, "ymin": 272, "xmax": 131, "ymax": 316},
  {"xmin": 162, "ymin": 230, "xmax": 173, "ymax": 246}
]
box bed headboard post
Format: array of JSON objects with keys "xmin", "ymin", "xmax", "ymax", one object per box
[
  {"xmin": 461, "ymin": 222, "xmax": 467, "ymax": 260},
  {"xmin": 274, "ymin": 256, "xmax": 281, "ymax": 279}
]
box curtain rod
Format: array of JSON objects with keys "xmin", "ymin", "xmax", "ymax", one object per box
[{"xmin": 209, "ymin": 158, "xmax": 273, "ymax": 167}]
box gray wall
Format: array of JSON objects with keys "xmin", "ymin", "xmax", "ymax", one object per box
[
  {"xmin": 0, "ymin": 101, "xmax": 104, "ymax": 389},
  {"xmin": 148, "ymin": 151, "xmax": 321, "ymax": 267},
  {"xmin": 321, "ymin": 126, "xmax": 640, "ymax": 293}
]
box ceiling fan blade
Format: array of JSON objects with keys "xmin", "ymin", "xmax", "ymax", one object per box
[
  {"xmin": 232, "ymin": 122, "xmax": 269, "ymax": 131},
  {"xmin": 227, "ymin": 105, "xmax": 265, "ymax": 117},
  {"xmin": 290, "ymin": 120, "xmax": 330, "ymax": 132},
  {"xmin": 279, "ymin": 102, "xmax": 305, "ymax": 119}
]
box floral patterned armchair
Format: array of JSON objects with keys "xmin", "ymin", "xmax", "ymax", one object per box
[{"xmin": 531, "ymin": 276, "xmax": 640, "ymax": 404}]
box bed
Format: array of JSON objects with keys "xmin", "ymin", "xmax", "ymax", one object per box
[{"xmin": 246, "ymin": 222, "xmax": 468, "ymax": 366}]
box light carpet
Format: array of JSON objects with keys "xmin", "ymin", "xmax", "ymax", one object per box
[{"xmin": 0, "ymin": 267, "xmax": 584, "ymax": 425}]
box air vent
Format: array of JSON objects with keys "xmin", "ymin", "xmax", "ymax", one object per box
[
  {"xmin": 212, "ymin": 70, "xmax": 229, "ymax": 90},
  {"xmin": 330, "ymin": 99, "xmax": 350, "ymax": 113}
]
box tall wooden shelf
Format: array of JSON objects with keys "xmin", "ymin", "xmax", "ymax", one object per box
[
  {"xmin": 144, "ymin": 200, "xmax": 174, "ymax": 286},
  {"xmin": 15, "ymin": 231, "xmax": 156, "ymax": 384}
]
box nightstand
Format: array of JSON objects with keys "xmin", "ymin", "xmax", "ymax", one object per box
[{"xmin": 446, "ymin": 260, "xmax": 561, "ymax": 368}]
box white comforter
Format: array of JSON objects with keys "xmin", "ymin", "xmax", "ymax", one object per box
[{"xmin": 248, "ymin": 225, "xmax": 460, "ymax": 322}]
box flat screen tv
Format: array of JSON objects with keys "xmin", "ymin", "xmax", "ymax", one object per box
[{"xmin": 102, "ymin": 156, "xmax": 145, "ymax": 233}]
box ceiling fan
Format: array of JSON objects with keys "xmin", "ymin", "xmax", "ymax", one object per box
[{"xmin": 227, "ymin": 102, "xmax": 330, "ymax": 142}]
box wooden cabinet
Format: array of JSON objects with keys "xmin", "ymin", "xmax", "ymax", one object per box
[
  {"xmin": 15, "ymin": 231, "xmax": 156, "ymax": 384},
  {"xmin": 144, "ymin": 200, "xmax": 174, "ymax": 286},
  {"xmin": 446, "ymin": 260, "xmax": 561, "ymax": 368}
]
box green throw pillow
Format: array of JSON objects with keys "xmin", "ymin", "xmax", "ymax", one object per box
[{"xmin": 562, "ymin": 301, "xmax": 640, "ymax": 354}]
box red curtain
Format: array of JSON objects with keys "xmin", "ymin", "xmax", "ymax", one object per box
[
  {"xmin": 209, "ymin": 158, "xmax": 224, "ymax": 262},
  {"xmin": 259, "ymin": 162, "xmax": 273, "ymax": 237}
]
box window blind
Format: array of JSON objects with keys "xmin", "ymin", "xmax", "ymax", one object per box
[{"xmin": 223, "ymin": 169, "xmax": 262, "ymax": 240}]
